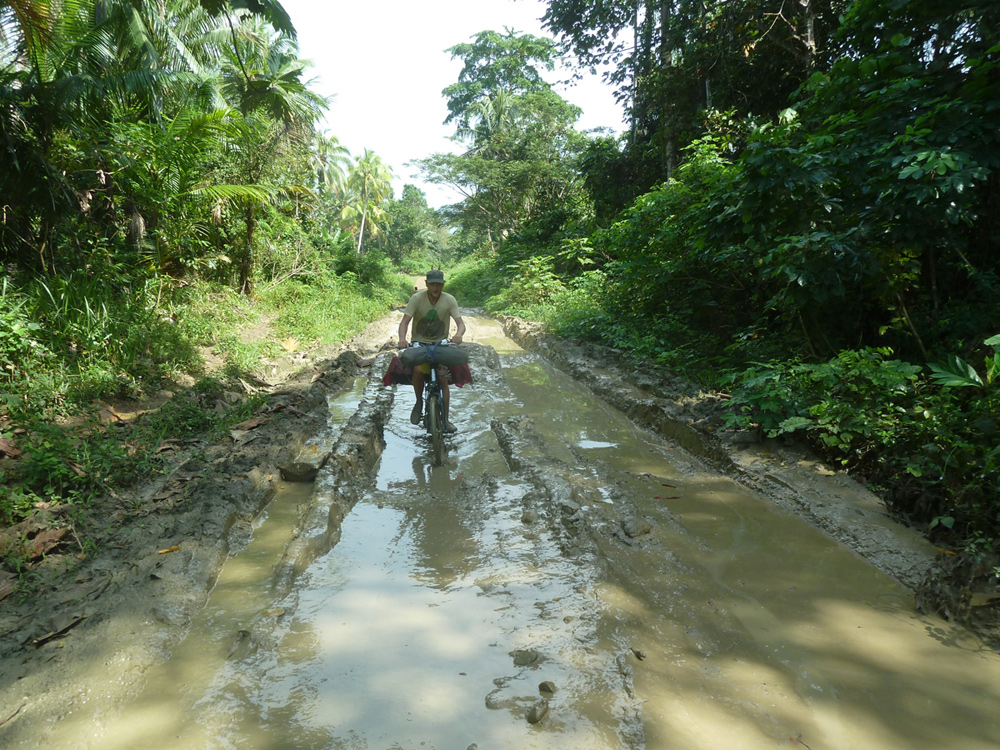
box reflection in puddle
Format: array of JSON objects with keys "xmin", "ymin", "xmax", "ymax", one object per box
[{"xmin": 578, "ymin": 439, "xmax": 618, "ymax": 450}]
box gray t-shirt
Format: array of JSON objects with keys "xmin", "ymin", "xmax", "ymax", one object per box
[{"xmin": 405, "ymin": 291, "xmax": 460, "ymax": 343}]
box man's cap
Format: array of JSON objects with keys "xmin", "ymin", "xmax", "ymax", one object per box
[{"xmin": 426, "ymin": 269, "xmax": 445, "ymax": 284}]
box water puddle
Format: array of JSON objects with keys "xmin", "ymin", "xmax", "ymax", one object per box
[{"xmin": 39, "ymin": 320, "xmax": 1000, "ymax": 750}]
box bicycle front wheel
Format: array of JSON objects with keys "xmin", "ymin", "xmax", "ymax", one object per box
[{"xmin": 426, "ymin": 393, "xmax": 446, "ymax": 466}]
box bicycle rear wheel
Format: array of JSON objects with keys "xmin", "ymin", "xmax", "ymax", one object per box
[{"xmin": 426, "ymin": 393, "xmax": 446, "ymax": 466}]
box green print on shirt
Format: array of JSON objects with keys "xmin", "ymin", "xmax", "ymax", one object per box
[{"xmin": 415, "ymin": 307, "xmax": 446, "ymax": 341}]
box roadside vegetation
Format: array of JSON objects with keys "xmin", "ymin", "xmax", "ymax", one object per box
[
  {"xmin": 0, "ymin": 0, "xmax": 422, "ymax": 576},
  {"xmin": 434, "ymin": 1, "xmax": 1000, "ymax": 571},
  {"xmin": 1, "ymin": 0, "xmax": 997, "ymax": 595}
]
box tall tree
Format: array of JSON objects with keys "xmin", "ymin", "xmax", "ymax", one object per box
[
  {"xmin": 381, "ymin": 184, "xmax": 447, "ymax": 266},
  {"xmin": 340, "ymin": 149, "xmax": 393, "ymax": 256},
  {"xmin": 543, "ymin": 0, "xmax": 846, "ymax": 187},
  {"xmin": 419, "ymin": 29, "xmax": 585, "ymax": 255},
  {"xmin": 443, "ymin": 28, "xmax": 558, "ymax": 130}
]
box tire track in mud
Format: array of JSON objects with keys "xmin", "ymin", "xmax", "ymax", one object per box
[
  {"xmin": 263, "ymin": 344, "xmax": 648, "ymax": 747},
  {"xmin": 496, "ymin": 316, "xmax": 938, "ymax": 590},
  {"xmin": 271, "ymin": 373, "xmax": 392, "ymax": 592},
  {"xmin": 487, "ymin": 414, "xmax": 646, "ymax": 747},
  {"xmin": 144, "ymin": 342, "xmax": 650, "ymax": 748}
]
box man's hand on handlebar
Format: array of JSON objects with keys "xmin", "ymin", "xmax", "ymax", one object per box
[
  {"xmin": 397, "ymin": 337, "xmax": 409, "ymax": 349},
  {"xmin": 451, "ymin": 334, "xmax": 463, "ymax": 344}
]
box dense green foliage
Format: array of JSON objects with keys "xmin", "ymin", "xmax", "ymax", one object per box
[
  {"xmin": 0, "ymin": 0, "xmax": 408, "ymax": 537},
  {"xmin": 380, "ymin": 185, "xmax": 450, "ymax": 270},
  {"xmin": 416, "ymin": 28, "xmax": 591, "ymax": 256},
  {"xmin": 431, "ymin": 1, "xmax": 1000, "ymax": 555}
]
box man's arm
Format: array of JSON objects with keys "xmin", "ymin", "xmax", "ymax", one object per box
[
  {"xmin": 451, "ymin": 315, "xmax": 466, "ymax": 344},
  {"xmin": 397, "ymin": 314, "xmax": 412, "ymax": 348}
]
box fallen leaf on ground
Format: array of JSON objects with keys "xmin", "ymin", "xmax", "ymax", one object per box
[
  {"xmin": 0, "ymin": 435, "xmax": 21, "ymax": 458},
  {"xmin": 31, "ymin": 615, "xmax": 86, "ymax": 648},
  {"xmin": 151, "ymin": 484, "xmax": 185, "ymax": 501},
  {"xmin": 158, "ymin": 545, "xmax": 181, "ymax": 554},
  {"xmin": 155, "ymin": 439, "xmax": 188, "ymax": 453},
  {"xmin": 0, "ymin": 572, "xmax": 15, "ymax": 602},
  {"xmin": 30, "ymin": 528, "xmax": 69, "ymax": 559},
  {"xmin": 233, "ymin": 416, "xmax": 270, "ymax": 431},
  {"xmin": 230, "ymin": 429, "xmax": 256, "ymax": 444}
]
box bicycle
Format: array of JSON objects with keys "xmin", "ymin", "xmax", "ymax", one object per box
[
  {"xmin": 423, "ymin": 360, "xmax": 447, "ymax": 467},
  {"xmin": 402, "ymin": 340, "xmax": 461, "ymax": 466}
]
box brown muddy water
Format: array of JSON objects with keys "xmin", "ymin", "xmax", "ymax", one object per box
[{"xmin": 15, "ymin": 318, "xmax": 1000, "ymax": 749}]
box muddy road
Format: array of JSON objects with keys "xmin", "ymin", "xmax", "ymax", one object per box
[{"xmin": 2, "ymin": 314, "xmax": 1000, "ymax": 749}]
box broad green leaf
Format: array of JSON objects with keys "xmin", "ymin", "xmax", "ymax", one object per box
[{"xmin": 927, "ymin": 356, "xmax": 984, "ymax": 388}]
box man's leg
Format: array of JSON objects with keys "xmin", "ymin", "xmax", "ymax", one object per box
[
  {"xmin": 440, "ymin": 368, "xmax": 457, "ymax": 433},
  {"xmin": 410, "ymin": 367, "xmax": 425, "ymax": 424}
]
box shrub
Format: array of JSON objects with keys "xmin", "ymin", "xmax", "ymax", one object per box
[{"xmin": 723, "ymin": 346, "xmax": 1000, "ymax": 536}]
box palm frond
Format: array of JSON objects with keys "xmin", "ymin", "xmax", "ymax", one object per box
[{"xmin": 190, "ymin": 182, "xmax": 276, "ymax": 205}]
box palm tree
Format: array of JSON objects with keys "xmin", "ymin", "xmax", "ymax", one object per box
[
  {"xmin": 455, "ymin": 90, "xmax": 517, "ymax": 158},
  {"xmin": 339, "ymin": 149, "xmax": 393, "ymax": 256},
  {"xmin": 311, "ymin": 130, "xmax": 351, "ymax": 194},
  {"xmin": 217, "ymin": 16, "xmax": 326, "ymax": 122},
  {"xmin": 199, "ymin": 18, "xmax": 327, "ymax": 293}
]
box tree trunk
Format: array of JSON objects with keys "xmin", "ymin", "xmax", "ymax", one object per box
[
  {"xmin": 798, "ymin": 0, "xmax": 817, "ymax": 69},
  {"xmin": 356, "ymin": 203, "xmax": 368, "ymax": 256},
  {"xmin": 239, "ymin": 205, "xmax": 255, "ymax": 295}
]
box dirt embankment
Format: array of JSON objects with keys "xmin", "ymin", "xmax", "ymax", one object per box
[{"xmin": 0, "ymin": 350, "xmax": 380, "ymax": 730}]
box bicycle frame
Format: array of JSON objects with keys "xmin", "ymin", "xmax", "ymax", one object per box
[{"xmin": 409, "ymin": 342, "xmax": 449, "ymax": 466}]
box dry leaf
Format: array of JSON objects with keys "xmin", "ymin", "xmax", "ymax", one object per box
[
  {"xmin": 158, "ymin": 545, "xmax": 181, "ymax": 554},
  {"xmin": 233, "ymin": 416, "xmax": 270, "ymax": 431},
  {"xmin": 230, "ymin": 429, "xmax": 254, "ymax": 444},
  {"xmin": 31, "ymin": 615, "xmax": 86, "ymax": 648},
  {"xmin": 0, "ymin": 572, "xmax": 16, "ymax": 602},
  {"xmin": 280, "ymin": 337, "xmax": 300, "ymax": 353},
  {"xmin": 0, "ymin": 435, "xmax": 21, "ymax": 458},
  {"xmin": 30, "ymin": 528, "xmax": 68, "ymax": 559},
  {"xmin": 151, "ymin": 486, "xmax": 183, "ymax": 501}
]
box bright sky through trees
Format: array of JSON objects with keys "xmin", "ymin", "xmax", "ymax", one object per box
[{"xmin": 279, "ymin": 0, "xmax": 625, "ymax": 207}]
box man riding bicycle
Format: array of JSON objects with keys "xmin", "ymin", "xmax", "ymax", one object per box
[{"xmin": 396, "ymin": 269, "xmax": 467, "ymax": 433}]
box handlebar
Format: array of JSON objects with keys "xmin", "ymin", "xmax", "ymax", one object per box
[{"xmin": 399, "ymin": 339, "xmax": 455, "ymax": 350}]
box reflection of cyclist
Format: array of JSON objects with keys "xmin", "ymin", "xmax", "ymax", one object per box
[{"xmin": 396, "ymin": 270, "xmax": 466, "ymax": 432}]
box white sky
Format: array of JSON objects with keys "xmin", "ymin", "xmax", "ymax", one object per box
[{"xmin": 279, "ymin": 0, "xmax": 625, "ymax": 207}]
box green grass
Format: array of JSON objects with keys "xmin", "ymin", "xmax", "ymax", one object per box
[{"xmin": 0, "ymin": 263, "xmax": 402, "ymax": 530}]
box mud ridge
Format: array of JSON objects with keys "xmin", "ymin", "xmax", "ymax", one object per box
[
  {"xmin": 272, "ymin": 359, "xmax": 394, "ymax": 593},
  {"xmin": 487, "ymin": 414, "xmax": 647, "ymax": 744},
  {"xmin": 0, "ymin": 351, "xmax": 364, "ymax": 741}
]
